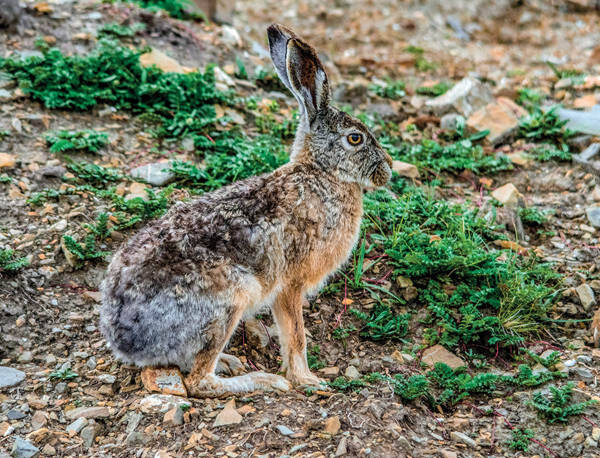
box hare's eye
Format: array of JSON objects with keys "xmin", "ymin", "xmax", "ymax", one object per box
[{"xmin": 347, "ymin": 133, "xmax": 363, "ymax": 145}]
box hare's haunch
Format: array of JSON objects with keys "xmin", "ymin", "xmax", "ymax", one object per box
[{"xmin": 100, "ymin": 24, "xmax": 392, "ymax": 397}]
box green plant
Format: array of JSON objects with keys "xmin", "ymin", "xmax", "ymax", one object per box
[
  {"xmin": 83, "ymin": 213, "xmax": 112, "ymax": 240},
  {"xmin": 0, "ymin": 175, "xmax": 11, "ymax": 183},
  {"xmin": 405, "ymin": 46, "xmax": 437, "ymax": 72},
  {"xmin": 0, "ymin": 130, "xmax": 9, "ymax": 140},
  {"xmin": 532, "ymin": 144, "xmax": 572, "ymax": 162},
  {"xmin": 508, "ymin": 428, "xmax": 535, "ymax": 452},
  {"xmin": 351, "ymin": 304, "xmax": 410, "ymax": 341},
  {"xmin": 369, "ymin": 79, "xmax": 406, "ymax": 99},
  {"xmin": 0, "ymin": 249, "xmax": 29, "ymax": 273},
  {"xmin": 45, "ymin": 130, "xmax": 109, "ymax": 154},
  {"xmin": 332, "ymin": 325, "xmax": 357, "ymax": 340},
  {"xmin": 519, "ymin": 106, "xmax": 574, "ymax": 146},
  {"xmin": 529, "ymin": 383, "xmax": 597, "ymax": 423},
  {"xmin": 328, "ymin": 376, "xmax": 366, "ymax": 392},
  {"xmin": 307, "ymin": 345, "xmax": 325, "ymax": 371},
  {"xmin": 518, "ymin": 207, "xmax": 552, "ymax": 226},
  {"xmin": 520, "ymin": 348, "xmax": 561, "ymax": 369},
  {"xmin": 62, "ymin": 234, "xmax": 110, "ymax": 264},
  {"xmin": 545, "ymin": 61, "xmax": 585, "ymax": 82},
  {"xmin": 132, "ymin": 0, "xmax": 203, "ymax": 19},
  {"xmin": 97, "ymin": 22, "xmax": 145, "ymax": 38},
  {"xmin": 235, "ymin": 56, "xmax": 248, "ymax": 80},
  {"xmin": 516, "ymin": 88, "xmax": 544, "ymax": 111},
  {"xmin": 416, "ymin": 82, "xmax": 452, "ymax": 97},
  {"xmin": 49, "ymin": 368, "xmax": 78, "ymax": 380},
  {"xmin": 254, "ymin": 66, "xmax": 288, "ymax": 92},
  {"xmin": 65, "ymin": 160, "xmax": 123, "ymax": 185},
  {"xmin": 1, "ymin": 40, "xmax": 226, "ymax": 142},
  {"xmin": 388, "ymin": 373, "xmax": 430, "ymax": 401}
]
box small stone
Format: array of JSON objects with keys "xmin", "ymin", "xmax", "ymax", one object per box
[
  {"xmin": 592, "ymin": 427, "xmax": 600, "ymax": 441},
  {"xmin": 18, "ymin": 351, "xmax": 33, "ymax": 363},
  {"xmin": 66, "ymin": 417, "xmax": 88, "ymax": 436},
  {"xmin": 60, "ymin": 237, "xmax": 78, "ymax": 267},
  {"xmin": 124, "ymin": 182, "xmax": 149, "ymax": 201},
  {"xmin": 86, "ymin": 357, "xmax": 97, "ymax": 370},
  {"xmin": 130, "ymin": 162, "xmax": 175, "ymax": 186},
  {"xmin": 592, "ymin": 187, "xmax": 600, "ymax": 202},
  {"xmin": 344, "ymin": 365, "xmax": 360, "ymax": 380},
  {"xmin": 491, "ymin": 183, "xmax": 522, "ymax": 207},
  {"xmin": 426, "ymin": 77, "xmax": 494, "ymax": 117},
  {"xmin": 82, "ymin": 291, "xmax": 101, "ymax": 303},
  {"xmin": 571, "ymin": 367, "xmax": 594, "ymax": 380},
  {"xmin": 141, "ymin": 367, "xmax": 187, "ymax": 397},
  {"xmin": 96, "ymin": 374, "xmax": 116, "ymax": 384},
  {"xmin": 7, "ymin": 410, "xmax": 26, "ymax": 420},
  {"xmin": 220, "ymin": 25, "xmax": 242, "ymax": 47},
  {"xmin": 586, "ymin": 206, "xmax": 600, "ymax": 228},
  {"xmin": 49, "ymin": 219, "xmax": 67, "ymax": 232},
  {"xmin": 213, "ymin": 399, "xmax": 242, "ymax": 427},
  {"xmin": 451, "ymin": 431, "xmax": 477, "ymax": 448},
  {"xmin": 324, "ymin": 416, "xmax": 341, "ymax": 435},
  {"xmin": 140, "ymin": 49, "xmax": 185, "ymax": 74},
  {"xmin": 138, "ymin": 394, "xmax": 188, "ymax": 414},
  {"xmin": 466, "ymin": 97, "xmax": 527, "ymax": 145},
  {"xmin": 402, "ymin": 286, "xmax": 418, "ymax": 301},
  {"xmin": 576, "ymin": 284, "xmax": 597, "ymax": 312},
  {"xmin": 163, "ymin": 407, "xmax": 184, "ymax": 426},
  {"xmin": 65, "ymin": 406, "xmax": 110, "ymax": 420},
  {"xmin": 0, "ymin": 153, "xmax": 16, "ymax": 169},
  {"xmin": 11, "ymin": 437, "xmax": 39, "ymax": 458},
  {"xmin": 421, "ymin": 345, "xmax": 465, "ymax": 370},
  {"xmin": 440, "ymin": 451, "xmax": 458, "ymax": 458},
  {"xmin": 319, "ymin": 366, "xmax": 340, "ymax": 376},
  {"xmin": 30, "ymin": 412, "xmax": 46, "ymax": 430},
  {"xmin": 125, "ymin": 431, "xmax": 148, "ymax": 446},
  {"xmin": 0, "ymin": 367, "xmax": 25, "ymax": 389},
  {"xmin": 335, "ymin": 436, "xmax": 348, "ymax": 456},
  {"xmin": 80, "ymin": 424, "xmax": 100, "ymax": 448},
  {"xmin": 391, "ymin": 161, "xmax": 419, "ymax": 179},
  {"xmin": 276, "ymin": 424, "xmax": 295, "ymax": 436},
  {"xmin": 390, "ymin": 350, "xmax": 404, "ymax": 364}
]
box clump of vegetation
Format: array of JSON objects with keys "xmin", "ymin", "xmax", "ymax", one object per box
[
  {"xmin": 49, "ymin": 368, "xmax": 78, "ymax": 380},
  {"xmin": 254, "ymin": 66, "xmax": 288, "ymax": 92},
  {"xmin": 519, "ymin": 106, "xmax": 573, "ymax": 146},
  {"xmin": 1, "ymin": 40, "xmax": 226, "ymax": 141},
  {"xmin": 416, "ymin": 82, "xmax": 452, "ymax": 97},
  {"xmin": 45, "ymin": 130, "xmax": 109, "ymax": 154},
  {"xmin": 170, "ymin": 135, "xmax": 288, "ymax": 191},
  {"xmin": 529, "ymin": 383, "xmax": 597, "ymax": 423},
  {"xmin": 307, "ymin": 345, "xmax": 326, "ymax": 371},
  {"xmin": 65, "ymin": 160, "xmax": 123, "ymax": 185},
  {"xmin": 508, "ymin": 428, "xmax": 535, "ymax": 452},
  {"xmin": 132, "ymin": 0, "xmax": 203, "ymax": 19},
  {"xmin": 351, "ymin": 304, "xmax": 410, "ymax": 341},
  {"xmin": 360, "ymin": 185, "xmax": 560, "ymax": 351},
  {"xmin": 97, "ymin": 22, "xmax": 146, "ymax": 38},
  {"xmin": 518, "ymin": 207, "xmax": 552, "ymax": 226},
  {"xmin": 0, "ymin": 249, "xmax": 29, "ymax": 273},
  {"xmin": 62, "ymin": 234, "xmax": 110, "ymax": 264},
  {"xmin": 516, "ymin": 88, "xmax": 544, "ymax": 112},
  {"xmin": 369, "ymin": 79, "xmax": 406, "ymax": 99},
  {"xmin": 0, "ymin": 175, "xmax": 11, "ymax": 183},
  {"xmin": 381, "ymin": 135, "xmax": 512, "ymax": 175},
  {"xmin": 406, "ymin": 46, "xmax": 437, "ymax": 72},
  {"xmin": 328, "ymin": 376, "xmax": 367, "ymax": 392},
  {"xmin": 545, "ymin": 61, "xmax": 585, "ymax": 83},
  {"xmin": 532, "ymin": 144, "xmax": 571, "ymax": 162}
]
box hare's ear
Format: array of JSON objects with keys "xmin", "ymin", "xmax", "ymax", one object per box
[{"xmin": 267, "ymin": 24, "xmax": 330, "ymax": 122}]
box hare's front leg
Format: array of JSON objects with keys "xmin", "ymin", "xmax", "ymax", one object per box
[{"xmin": 272, "ymin": 288, "xmax": 326, "ymax": 389}]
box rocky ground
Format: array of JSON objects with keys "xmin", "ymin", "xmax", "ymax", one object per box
[{"xmin": 1, "ymin": 0, "xmax": 600, "ymax": 457}]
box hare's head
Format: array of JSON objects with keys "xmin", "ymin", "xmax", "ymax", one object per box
[{"xmin": 267, "ymin": 24, "xmax": 392, "ymax": 189}]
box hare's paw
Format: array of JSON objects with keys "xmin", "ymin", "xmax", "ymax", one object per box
[
  {"xmin": 252, "ymin": 372, "xmax": 292, "ymax": 392},
  {"xmin": 216, "ymin": 353, "xmax": 245, "ymax": 376},
  {"xmin": 288, "ymin": 372, "xmax": 328, "ymax": 391}
]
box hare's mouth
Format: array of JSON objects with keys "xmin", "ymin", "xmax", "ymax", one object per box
[{"xmin": 370, "ymin": 160, "xmax": 392, "ymax": 188}]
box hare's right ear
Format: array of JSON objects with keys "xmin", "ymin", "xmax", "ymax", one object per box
[{"xmin": 267, "ymin": 24, "xmax": 330, "ymax": 123}]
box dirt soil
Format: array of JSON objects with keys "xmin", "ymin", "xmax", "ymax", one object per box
[{"xmin": 1, "ymin": 0, "xmax": 600, "ymax": 457}]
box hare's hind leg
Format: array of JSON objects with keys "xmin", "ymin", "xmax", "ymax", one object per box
[{"xmin": 184, "ymin": 302, "xmax": 291, "ymax": 398}]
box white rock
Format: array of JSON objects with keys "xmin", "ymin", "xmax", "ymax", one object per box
[
  {"xmin": 0, "ymin": 366, "xmax": 25, "ymax": 389},
  {"xmin": 130, "ymin": 162, "xmax": 175, "ymax": 186},
  {"xmin": 576, "ymin": 284, "xmax": 596, "ymax": 312},
  {"xmin": 425, "ymin": 77, "xmax": 494, "ymax": 117}
]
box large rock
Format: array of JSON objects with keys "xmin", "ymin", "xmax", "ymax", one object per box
[
  {"xmin": 556, "ymin": 106, "xmax": 600, "ymax": 136},
  {"xmin": 11, "ymin": 437, "xmax": 39, "ymax": 458},
  {"xmin": 491, "ymin": 183, "xmax": 523, "ymax": 207},
  {"xmin": 213, "ymin": 399, "xmax": 242, "ymax": 427},
  {"xmin": 392, "ymin": 161, "xmax": 419, "ymax": 179},
  {"xmin": 426, "ymin": 77, "xmax": 494, "ymax": 117},
  {"xmin": 587, "ymin": 206, "xmax": 600, "ymax": 228},
  {"xmin": 130, "ymin": 162, "xmax": 175, "ymax": 187},
  {"xmin": 0, "ymin": 366, "xmax": 25, "ymax": 389},
  {"xmin": 421, "ymin": 345, "xmax": 465, "ymax": 370},
  {"xmin": 466, "ymin": 97, "xmax": 528, "ymax": 145},
  {"xmin": 141, "ymin": 367, "xmax": 187, "ymax": 397}
]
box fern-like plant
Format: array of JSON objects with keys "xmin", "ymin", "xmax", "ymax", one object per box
[
  {"xmin": 529, "ymin": 383, "xmax": 597, "ymax": 423},
  {"xmin": 45, "ymin": 130, "xmax": 108, "ymax": 154}
]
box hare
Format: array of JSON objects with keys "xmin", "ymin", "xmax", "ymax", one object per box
[{"xmin": 100, "ymin": 24, "xmax": 392, "ymax": 397}]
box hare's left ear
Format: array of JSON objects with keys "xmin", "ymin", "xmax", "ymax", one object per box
[{"xmin": 267, "ymin": 24, "xmax": 330, "ymax": 123}]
